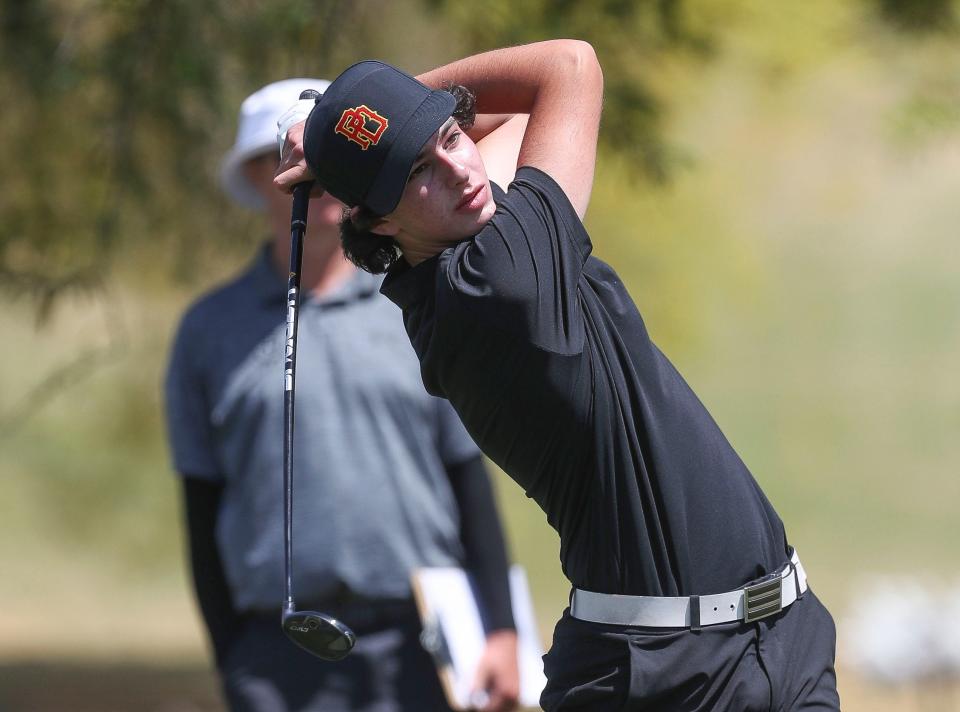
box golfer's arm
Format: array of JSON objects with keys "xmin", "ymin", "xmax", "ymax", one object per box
[
  {"xmin": 475, "ymin": 114, "xmax": 528, "ymax": 191},
  {"xmin": 181, "ymin": 476, "xmax": 243, "ymax": 668},
  {"xmin": 447, "ymin": 456, "xmax": 516, "ymax": 633},
  {"xmin": 468, "ymin": 113, "xmax": 518, "ymax": 142},
  {"xmin": 417, "ymin": 39, "xmax": 603, "ymax": 217}
]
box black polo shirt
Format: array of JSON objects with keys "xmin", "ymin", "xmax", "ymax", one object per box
[{"xmin": 381, "ymin": 167, "xmax": 788, "ymax": 596}]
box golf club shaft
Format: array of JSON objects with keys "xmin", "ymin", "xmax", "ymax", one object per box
[{"xmin": 283, "ymin": 180, "xmax": 312, "ymax": 613}]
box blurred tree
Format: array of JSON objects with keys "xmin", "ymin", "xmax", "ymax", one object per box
[
  {"xmin": 1, "ymin": 0, "xmax": 951, "ymax": 310},
  {"xmin": 0, "ymin": 0, "xmax": 440, "ymax": 311},
  {"xmin": 874, "ymin": 0, "xmax": 956, "ymax": 32},
  {"xmin": 428, "ymin": 0, "xmax": 712, "ymax": 182}
]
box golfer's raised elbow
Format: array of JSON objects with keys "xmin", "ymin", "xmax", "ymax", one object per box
[{"xmin": 555, "ymin": 39, "xmax": 603, "ymax": 89}]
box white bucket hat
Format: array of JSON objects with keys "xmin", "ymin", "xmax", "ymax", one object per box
[{"xmin": 220, "ymin": 77, "xmax": 331, "ymax": 210}]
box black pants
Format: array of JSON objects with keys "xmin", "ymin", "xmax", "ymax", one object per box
[
  {"xmin": 541, "ymin": 589, "xmax": 840, "ymax": 711},
  {"xmin": 221, "ymin": 602, "xmax": 452, "ymax": 712}
]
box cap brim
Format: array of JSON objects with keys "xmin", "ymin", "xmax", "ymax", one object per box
[{"xmin": 364, "ymin": 90, "xmax": 456, "ymax": 216}]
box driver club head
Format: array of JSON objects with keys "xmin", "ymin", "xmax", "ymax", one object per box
[{"xmin": 282, "ymin": 609, "xmax": 356, "ymax": 661}]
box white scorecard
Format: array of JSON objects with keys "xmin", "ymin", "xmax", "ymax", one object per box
[{"xmin": 411, "ymin": 565, "xmax": 548, "ymax": 710}]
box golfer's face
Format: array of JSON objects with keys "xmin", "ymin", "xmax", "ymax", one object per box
[{"xmin": 388, "ymin": 119, "xmax": 495, "ymax": 243}]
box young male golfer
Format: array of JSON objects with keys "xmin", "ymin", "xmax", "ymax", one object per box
[{"xmin": 275, "ymin": 39, "xmax": 840, "ymax": 711}]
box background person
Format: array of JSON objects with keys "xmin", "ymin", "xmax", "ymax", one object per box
[
  {"xmin": 164, "ymin": 78, "xmax": 520, "ymax": 712},
  {"xmin": 276, "ymin": 42, "xmax": 840, "ymax": 711}
]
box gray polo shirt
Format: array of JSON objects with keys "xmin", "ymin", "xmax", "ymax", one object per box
[{"xmin": 165, "ymin": 247, "xmax": 479, "ymax": 611}]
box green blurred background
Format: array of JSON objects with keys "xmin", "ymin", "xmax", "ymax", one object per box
[{"xmin": 2, "ymin": 1, "xmax": 958, "ymax": 709}]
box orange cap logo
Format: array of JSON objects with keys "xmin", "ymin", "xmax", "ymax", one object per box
[{"xmin": 335, "ymin": 105, "xmax": 389, "ymax": 150}]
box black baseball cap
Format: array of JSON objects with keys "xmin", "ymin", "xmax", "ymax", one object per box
[{"xmin": 302, "ymin": 60, "xmax": 456, "ymax": 216}]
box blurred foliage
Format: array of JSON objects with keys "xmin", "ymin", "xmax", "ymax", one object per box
[
  {"xmin": 429, "ymin": 0, "xmax": 713, "ymax": 181},
  {"xmin": 1, "ymin": 0, "xmax": 953, "ymax": 309},
  {"xmin": 875, "ymin": 0, "xmax": 956, "ymax": 32},
  {"xmin": 0, "ymin": 0, "xmax": 443, "ymax": 309}
]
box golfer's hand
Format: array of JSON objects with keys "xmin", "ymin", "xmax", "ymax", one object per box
[
  {"xmin": 471, "ymin": 629, "xmax": 520, "ymax": 712},
  {"xmin": 274, "ymin": 121, "xmax": 323, "ymax": 196}
]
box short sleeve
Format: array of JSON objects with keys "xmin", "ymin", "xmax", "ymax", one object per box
[
  {"xmin": 433, "ymin": 396, "xmax": 482, "ymax": 467},
  {"xmin": 164, "ymin": 311, "xmax": 222, "ymax": 480},
  {"xmin": 442, "ymin": 167, "xmax": 592, "ymax": 354}
]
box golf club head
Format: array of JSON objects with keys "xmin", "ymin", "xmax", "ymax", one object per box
[{"xmin": 282, "ymin": 609, "xmax": 356, "ymax": 661}]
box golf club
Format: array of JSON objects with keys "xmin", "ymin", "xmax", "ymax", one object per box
[{"xmin": 281, "ymin": 89, "xmax": 356, "ymax": 661}]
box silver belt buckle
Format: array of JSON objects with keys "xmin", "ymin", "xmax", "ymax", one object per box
[{"xmin": 742, "ymin": 574, "xmax": 783, "ymax": 623}]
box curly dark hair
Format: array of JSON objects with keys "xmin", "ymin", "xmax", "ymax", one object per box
[{"xmin": 340, "ymin": 84, "xmax": 477, "ymax": 274}]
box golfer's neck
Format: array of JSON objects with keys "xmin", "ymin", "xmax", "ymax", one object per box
[
  {"xmin": 401, "ymin": 246, "xmax": 442, "ymax": 268},
  {"xmin": 397, "ymin": 234, "xmax": 462, "ymax": 268}
]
